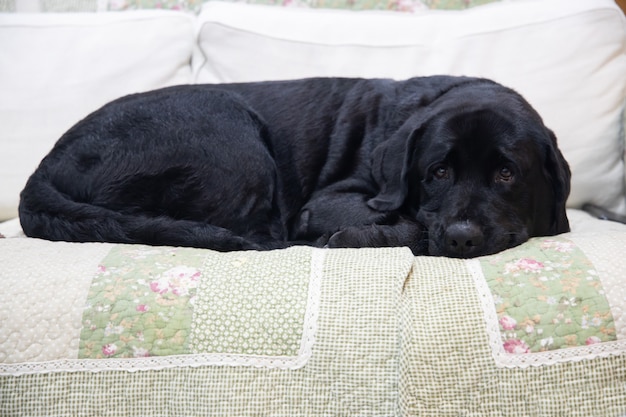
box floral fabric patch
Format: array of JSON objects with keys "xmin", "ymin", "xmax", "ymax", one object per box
[
  {"xmin": 479, "ymin": 237, "xmax": 616, "ymax": 355},
  {"xmin": 1, "ymin": 0, "xmax": 503, "ymax": 14},
  {"xmin": 106, "ymin": 0, "xmax": 502, "ymax": 13},
  {"xmin": 79, "ymin": 246, "xmax": 206, "ymax": 359}
]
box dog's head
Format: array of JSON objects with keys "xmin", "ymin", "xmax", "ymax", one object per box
[{"xmin": 368, "ymin": 78, "xmax": 571, "ymax": 258}]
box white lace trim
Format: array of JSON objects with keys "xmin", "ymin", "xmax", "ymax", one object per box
[
  {"xmin": 0, "ymin": 248, "xmax": 326, "ymax": 376},
  {"xmin": 466, "ymin": 258, "xmax": 626, "ymax": 369}
]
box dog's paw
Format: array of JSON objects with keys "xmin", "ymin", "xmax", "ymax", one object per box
[{"xmin": 326, "ymin": 228, "xmax": 359, "ymax": 249}]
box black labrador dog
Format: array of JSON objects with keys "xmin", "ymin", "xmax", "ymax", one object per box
[{"xmin": 19, "ymin": 76, "xmax": 571, "ymax": 258}]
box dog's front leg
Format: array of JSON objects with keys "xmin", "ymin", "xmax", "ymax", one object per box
[{"xmin": 326, "ymin": 217, "xmax": 426, "ymax": 255}]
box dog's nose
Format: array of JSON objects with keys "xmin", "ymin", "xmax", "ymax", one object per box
[{"xmin": 444, "ymin": 221, "xmax": 484, "ymax": 257}]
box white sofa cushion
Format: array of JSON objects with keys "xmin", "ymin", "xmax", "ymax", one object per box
[
  {"xmin": 195, "ymin": 0, "xmax": 626, "ymax": 215},
  {"xmin": 0, "ymin": 11, "xmax": 195, "ymax": 220}
]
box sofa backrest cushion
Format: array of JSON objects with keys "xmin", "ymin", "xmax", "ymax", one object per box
[
  {"xmin": 195, "ymin": 0, "xmax": 626, "ymax": 215},
  {"xmin": 0, "ymin": 11, "xmax": 194, "ymax": 220}
]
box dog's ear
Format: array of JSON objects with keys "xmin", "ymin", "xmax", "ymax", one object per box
[
  {"xmin": 541, "ymin": 129, "xmax": 571, "ymax": 234},
  {"xmin": 367, "ymin": 115, "xmax": 425, "ymax": 212}
]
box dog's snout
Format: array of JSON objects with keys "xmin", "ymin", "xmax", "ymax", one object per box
[{"xmin": 444, "ymin": 221, "xmax": 484, "ymax": 257}]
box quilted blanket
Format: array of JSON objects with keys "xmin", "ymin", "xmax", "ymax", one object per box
[{"xmin": 0, "ymin": 231, "xmax": 625, "ymax": 416}]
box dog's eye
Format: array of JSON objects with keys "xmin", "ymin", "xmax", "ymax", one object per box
[
  {"xmin": 496, "ymin": 167, "xmax": 514, "ymax": 183},
  {"xmin": 432, "ymin": 164, "xmax": 450, "ymax": 180}
]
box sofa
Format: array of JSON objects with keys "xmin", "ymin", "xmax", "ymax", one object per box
[{"xmin": 1, "ymin": 0, "xmax": 626, "ymax": 415}]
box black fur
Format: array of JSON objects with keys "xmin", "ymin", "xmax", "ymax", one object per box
[{"xmin": 19, "ymin": 76, "xmax": 571, "ymax": 257}]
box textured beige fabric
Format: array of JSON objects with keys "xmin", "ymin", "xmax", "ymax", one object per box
[{"xmin": 0, "ymin": 239, "xmax": 112, "ymax": 364}]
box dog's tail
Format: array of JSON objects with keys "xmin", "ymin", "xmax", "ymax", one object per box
[{"xmin": 18, "ymin": 176, "xmax": 274, "ymax": 251}]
